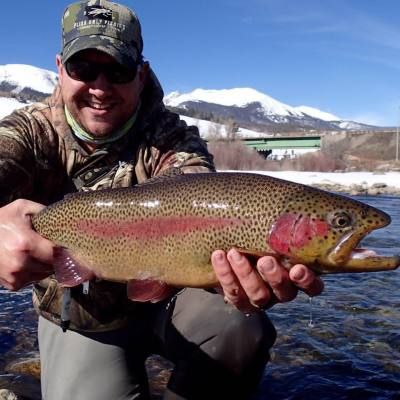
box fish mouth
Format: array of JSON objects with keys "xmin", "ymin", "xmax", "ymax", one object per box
[{"xmin": 320, "ymin": 231, "xmax": 400, "ymax": 273}]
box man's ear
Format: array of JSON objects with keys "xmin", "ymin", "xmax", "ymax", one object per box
[
  {"xmin": 56, "ymin": 54, "xmax": 64, "ymax": 79},
  {"xmin": 138, "ymin": 61, "xmax": 150, "ymax": 84}
]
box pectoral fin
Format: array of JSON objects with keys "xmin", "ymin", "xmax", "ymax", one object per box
[{"xmin": 53, "ymin": 247, "xmax": 95, "ymax": 287}]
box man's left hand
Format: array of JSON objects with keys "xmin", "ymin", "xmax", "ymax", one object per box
[{"xmin": 211, "ymin": 248, "xmax": 324, "ymax": 314}]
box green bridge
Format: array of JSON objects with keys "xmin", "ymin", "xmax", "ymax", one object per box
[{"xmin": 242, "ymin": 135, "xmax": 321, "ymax": 158}]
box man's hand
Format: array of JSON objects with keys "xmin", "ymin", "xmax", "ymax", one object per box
[
  {"xmin": 211, "ymin": 248, "xmax": 324, "ymax": 314},
  {"xmin": 0, "ymin": 199, "xmax": 54, "ymax": 290}
]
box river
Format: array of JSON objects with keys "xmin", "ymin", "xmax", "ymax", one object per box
[
  {"xmin": 1, "ymin": 195, "xmax": 399, "ymax": 399},
  {"xmin": 257, "ymin": 195, "xmax": 400, "ymax": 400}
]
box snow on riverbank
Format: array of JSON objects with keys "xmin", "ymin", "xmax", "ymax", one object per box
[{"xmin": 223, "ymin": 171, "xmax": 400, "ymax": 195}]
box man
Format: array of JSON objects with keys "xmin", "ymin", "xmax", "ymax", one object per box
[{"xmin": 0, "ymin": 1, "xmax": 323, "ymax": 399}]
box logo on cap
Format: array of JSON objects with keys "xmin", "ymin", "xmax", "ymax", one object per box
[{"xmin": 84, "ymin": 5, "xmax": 113, "ymax": 21}]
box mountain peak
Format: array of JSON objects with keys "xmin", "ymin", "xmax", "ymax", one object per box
[
  {"xmin": 294, "ymin": 105, "xmax": 339, "ymax": 122},
  {"xmin": 165, "ymin": 87, "xmax": 291, "ymax": 111},
  {"xmin": 164, "ymin": 87, "xmax": 379, "ymax": 131},
  {"xmin": 0, "ymin": 64, "xmax": 58, "ymax": 95},
  {"xmin": 165, "ymin": 87, "xmax": 311, "ymax": 118}
]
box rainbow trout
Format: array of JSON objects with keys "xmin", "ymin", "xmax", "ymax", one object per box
[{"xmin": 32, "ymin": 172, "xmax": 400, "ymax": 300}]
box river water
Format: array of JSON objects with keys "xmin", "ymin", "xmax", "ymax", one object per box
[
  {"xmin": 257, "ymin": 195, "xmax": 400, "ymax": 400},
  {"xmin": 1, "ymin": 195, "xmax": 400, "ymax": 399}
]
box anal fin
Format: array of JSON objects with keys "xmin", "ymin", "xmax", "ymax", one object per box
[{"xmin": 127, "ymin": 279, "xmax": 174, "ymax": 303}]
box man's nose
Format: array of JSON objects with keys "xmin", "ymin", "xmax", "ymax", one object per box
[{"xmin": 88, "ymin": 72, "xmax": 112, "ymax": 95}]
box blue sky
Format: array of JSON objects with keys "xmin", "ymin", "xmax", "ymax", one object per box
[{"xmin": 1, "ymin": 0, "xmax": 399, "ymax": 126}]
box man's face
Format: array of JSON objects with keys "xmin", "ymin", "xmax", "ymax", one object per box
[{"xmin": 56, "ymin": 49, "xmax": 147, "ymax": 137}]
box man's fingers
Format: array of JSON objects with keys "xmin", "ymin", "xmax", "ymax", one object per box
[
  {"xmin": 0, "ymin": 262, "xmax": 53, "ymax": 291},
  {"xmin": 257, "ymin": 256, "xmax": 298, "ymax": 303},
  {"xmin": 212, "ymin": 250, "xmax": 325, "ymax": 313},
  {"xmin": 226, "ymin": 249, "xmax": 272, "ymax": 309},
  {"xmin": 28, "ymin": 233, "xmax": 55, "ymax": 265},
  {"xmin": 0, "ymin": 199, "xmax": 54, "ymax": 292},
  {"xmin": 3, "ymin": 226, "xmax": 55, "ymax": 266},
  {"xmin": 289, "ymin": 264, "xmax": 324, "ymax": 297},
  {"xmin": 211, "ymin": 250, "xmax": 250, "ymax": 311},
  {"xmin": 22, "ymin": 201, "xmax": 55, "ymax": 264},
  {"xmin": 14, "ymin": 199, "xmax": 46, "ymax": 219}
]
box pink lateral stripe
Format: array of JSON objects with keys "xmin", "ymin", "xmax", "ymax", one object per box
[{"xmin": 77, "ymin": 216, "xmax": 245, "ymax": 240}]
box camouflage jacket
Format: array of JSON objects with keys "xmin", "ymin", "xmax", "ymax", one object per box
[{"xmin": 0, "ymin": 69, "xmax": 215, "ymax": 332}]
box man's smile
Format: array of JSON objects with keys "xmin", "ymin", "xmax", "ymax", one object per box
[{"xmin": 86, "ymin": 101, "xmax": 115, "ymax": 111}]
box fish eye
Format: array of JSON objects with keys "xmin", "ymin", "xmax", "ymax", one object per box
[{"xmin": 329, "ymin": 211, "xmax": 353, "ymax": 229}]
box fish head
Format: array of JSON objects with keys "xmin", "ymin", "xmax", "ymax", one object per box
[{"xmin": 268, "ymin": 188, "xmax": 400, "ymax": 273}]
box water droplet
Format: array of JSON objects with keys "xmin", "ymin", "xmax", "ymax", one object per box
[{"xmin": 308, "ymin": 296, "xmax": 315, "ymax": 328}]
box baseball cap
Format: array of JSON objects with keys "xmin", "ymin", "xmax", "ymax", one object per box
[{"xmin": 61, "ymin": 0, "xmax": 143, "ymax": 68}]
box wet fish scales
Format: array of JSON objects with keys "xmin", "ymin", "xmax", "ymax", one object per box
[{"xmin": 32, "ymin": 172, "xmax": 400, "ymax": 290}]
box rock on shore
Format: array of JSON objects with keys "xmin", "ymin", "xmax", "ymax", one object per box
[
  {"xmin": 313, "ymin": 181, "xmax": 399, "ymax": 196},
  {"xmin": 1, "ymin": 354, "xmax": 172, "ymax": 400}
]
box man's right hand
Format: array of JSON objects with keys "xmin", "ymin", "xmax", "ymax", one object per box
[{"xmin": 0, "ymin": 199, "xmax": 54, "ymax": 290}]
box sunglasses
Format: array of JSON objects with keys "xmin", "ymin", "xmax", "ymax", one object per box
[{"xmin": 65, "ymin": 58, "xmax": 138, "ymax": 84}]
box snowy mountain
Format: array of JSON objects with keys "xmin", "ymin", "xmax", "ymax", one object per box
[
  {"xmin": 166, "ymin": 88, "xmax": 334, "ymax": 120},
  {"xmin": 0, "ymin": 64, "xmax": 381, "ymax": 133},
  {"xmin": 164, "ymin": 88, "xmax": 379, "ymax": 132},
  {"xmin": 0, "ymin": 64, "xmax": 58, "ymax": 95},
  {"xmin": 294, "ymin": 105, "xmax": 339, "ymax": 122},
  {"xmin": 0, "ymin": 64, "xmax": 58, "ymax": 119}
]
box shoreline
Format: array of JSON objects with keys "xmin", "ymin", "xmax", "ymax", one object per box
[{"xmin": 222, "ymin": 170, "xmax": 400, "ymax": 196}]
